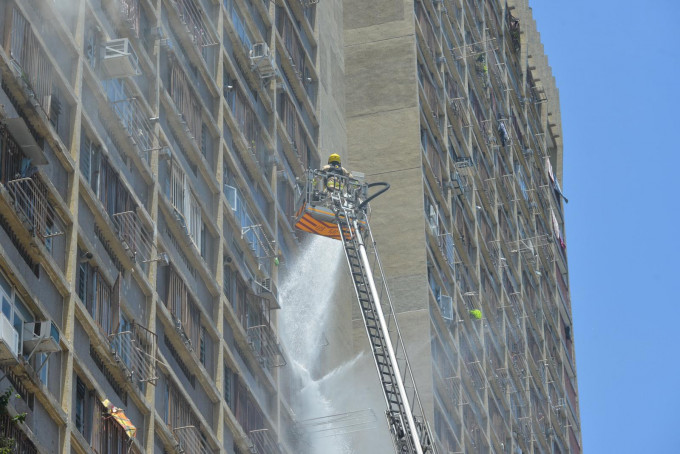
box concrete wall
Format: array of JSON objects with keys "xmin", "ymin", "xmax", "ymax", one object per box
[
  {"xmin": 343, "ymin": 0, "xmax": 435, "ymax": 427},
  {"xmin": 316, "ymin": 0, "xmax": 354, "ymax": 373}
]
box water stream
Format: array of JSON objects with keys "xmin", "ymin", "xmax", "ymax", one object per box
[
  {"xmin": 279, "ymin": 235, "xmax": 392, "ymax": 454},
  {"xmin": 279, "ymin": 235, "xmax": 354, "ymax": 453}
]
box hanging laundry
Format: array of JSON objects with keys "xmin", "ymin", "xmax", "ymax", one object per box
[
  {"xmin": 545, "ymin": 156, "xmax": 568, "ymax": 203},
  {"xmin": 498, "ymin": 121, "xmax": 509, "ymax": 147}
]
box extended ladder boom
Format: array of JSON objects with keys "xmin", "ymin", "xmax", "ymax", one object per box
[
  {"xmin": 335, "ymin": 197, "xmax": 436, "ymax": 454},
  {"xmin": 294, "ymin": 170, "xmax": 437, "ymax": 453}
]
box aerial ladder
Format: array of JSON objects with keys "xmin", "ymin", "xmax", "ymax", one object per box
[{"xmin": 295, "ymin": 169, "xmax": 438, "ymax": 454}]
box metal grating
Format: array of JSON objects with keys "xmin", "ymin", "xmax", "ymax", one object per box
[
  {"xmin": 109, "ymin": 322, "xmax": 158, "ymax": 385},
  {"xmin": 112, "ymin": 210, "xmax": 154, "ymax": 262}
]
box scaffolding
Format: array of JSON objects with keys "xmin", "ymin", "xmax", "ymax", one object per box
[
  {"xmin": 509, "ymin": 234, "xmax": 554, "ymax": 270},
  {"xmin": 482, "ymin": 177, "xmax": 497, "ymax": 208},
  {"xmin": 439, "ymin": 231, "xmax": 460, "ymax": 272},
  {"xmin": 487, "ymin": 240, "xmax": 507, "ymax": 269},
  {"xmin": 448, "ymin": 97, "xmax": 470, "ymax": 128},
  {"xmin": 450, "ymin": 38, "xmax": 497, "ymax": 60},
  {"xmin": 466, "ymin": 360, "xmax": 488, "ymax": 391},
  {"xmin": 445, "ymin": 376, "xmax": 463, "ymax": 408}
]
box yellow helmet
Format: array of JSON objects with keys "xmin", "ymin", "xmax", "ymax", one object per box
[{"xmin": 328, "ymin": 153, "xmax": 341, "ymax": 165}]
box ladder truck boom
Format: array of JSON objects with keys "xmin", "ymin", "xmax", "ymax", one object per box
[{"xmin": 294, "ymin": 169, "xmax": 438, "ymax": 454}]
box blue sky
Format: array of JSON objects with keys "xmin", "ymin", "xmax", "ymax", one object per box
[{"xmin": 529, "ymin": 1, "xmax": 680, "ymax": 452}]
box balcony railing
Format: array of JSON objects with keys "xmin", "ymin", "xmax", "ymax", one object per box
[
  {"xmin": 249, "ymin": 428, "xmax": 283, "ymax": 454},
  {"xmin": 9, "ymin": 7, "xmax": 53, "ymax": 116},
  {"xmin": 172, "ymin": 425, "xmax": 209, "ymax": 454},
  {"xmin": 109, "ymin": 322, "xmax": 158, "ymax": 385},
  {"xmin": 109, "ymin": 97, "xmax": 156, "ymax": 158},
  {"xmin": 173, "ymin": 0, "xmax": 217, "ymax": 48},
  {"xmin": 6, "ymin": 177, "xmax": 64, "ymax": 243},
  {"xmin": 0, "ymin": 413, "xmax": 38, "ymax": 454},
  {"xmin": 112, "ymin": 210, "xmax": 154, "ymax": 262},
  {"xmin": 246, "ymin": 324, "xmax": 286, "ymax": 369}
]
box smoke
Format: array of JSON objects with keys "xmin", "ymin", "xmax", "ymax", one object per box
[{"xmin": 52, "ymin": 0, "xmax": 80, "ymax": 25}]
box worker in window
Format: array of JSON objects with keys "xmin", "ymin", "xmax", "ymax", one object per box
[{"xmin": 321, "ymin": 153, "xmax": 351, "ymax": 193}]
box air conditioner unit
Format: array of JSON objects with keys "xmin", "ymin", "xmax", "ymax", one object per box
[
  {"xmin": 23, "ymin": 321, "xmax": 60, "ymax": 353},
  {"xmin": 0, "ymin": 313, "xmax": 20, "ymax": 363},
  {"xmin": 249, "ymin": 43, "xmax": 276, "ymax": 79},
  {"xmin": 259, "ymin": 278, "xmax": 272, "ymax": 294},
  {"xmin": 101, "ymin": 38, "xmax": 141, "ymax": 79}
]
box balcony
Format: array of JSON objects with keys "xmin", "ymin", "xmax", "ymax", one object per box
[
  {"xmin": 104, "ymin": 0, "xmax": 142, "ymax": 38},
  {"xmin": 173, "ymin": 0, "xmax": 218, "ymax": 49},
  {"xmin": 246, "ymin": 323, "xmax": 286, "ymax": 370},
  {"xmin": 92, "ymin": 399, "xmax": 137, "ymax": 453},
  {"xmin": 6, "ymin": 177, "xmax": 64, "ymax": 245},
  {"xmin": 0, "ymin": 413, "xmax": 39, "ymax": 454},
  {"xmin": 7, "ymin": 8, "xmax": 53, "ymax": 119},
  {"xmin": 172, "ymin": 425, "xmax": 209, "ymax": 454},
  {"xmin": 249, "ymin": 428, "xmax": 283, "ymax": 454},
  {"xmin": 109, "ymin": 322, "xmax": 158, "ymax": 385},
  {"xmin": 108, "ymin": 96, "xmax": 157, "ymax": 161},
  {"xmin": 112, "ymin": 210, "xmax": 154, "ymax": 263},
  {"xmin": 0, "ymin": 313, "xmax": 19, "ymax": 364}
]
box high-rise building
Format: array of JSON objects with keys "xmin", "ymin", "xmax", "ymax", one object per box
[
  {"xmin": 0, "ymin": 0, "xmax": 342, "ymax": 452},
  {"xmin": 344, "ymin": 0, "xmax": 581, "ymax": 453},
  {"xmin": 0, "ymin": 0, "xmax": 579, "ymax": 453}
]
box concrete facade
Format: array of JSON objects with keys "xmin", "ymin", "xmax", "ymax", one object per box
[
  {"xmin": 344, "ymin": 0, "xmax": 581, "ymax": 453},
  {"xmin": 0, "ymin": 0, "xmax": 581, "ymax": 453},
  {"xmin": 0, "ymin": 0, "xmax": 342, "ymax": 453}
]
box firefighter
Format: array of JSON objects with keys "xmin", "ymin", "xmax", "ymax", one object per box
[{"xmin": 321, "ymin": 153, "xmax": 351, "ymax": 193}]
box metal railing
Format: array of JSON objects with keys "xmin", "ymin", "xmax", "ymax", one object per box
[
  {"xmin": 109, "ymin": 97, "xmax": 156, "ymax": 156},
  {"xmin": 173, "ymin": 0, "xmax": 217, "ymax": 47},
  {"xmin": 109, "ymin": 322, "xmax": 158, "ymax": 385},
  {"xmin": 249, "ymin": 428, "xmax": 283, "ymax": 454},
  {"xmin": 112, "ymin": 211, "xmax": 154, "ymax": 262},
  {"xmin": 172, "ymin": 425, "xmax": 209, "ymax": 454},
  {"xmin": 246, "ymin": 324, "xmax": 286, "ymax": 369},
  {"xmin": 6, "ymin": 177, "xmax": 63, "ymax": 242},
  {"xmin": 0, "ymin": 413, "xmax": 39, "ymax": 454}
]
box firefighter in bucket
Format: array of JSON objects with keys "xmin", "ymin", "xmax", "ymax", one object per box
[{"xmin": 321, "ymin": 153, "xmax": 352, "ymax": 194}]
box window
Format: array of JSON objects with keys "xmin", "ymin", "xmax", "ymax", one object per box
[
  {"xmin": 75, "ymin": 377, "xmax": 87, "ymax": 436},
  {"xmin": 164, "ymin": 375, "xmax": 202, "ymax": 432},
  {"xmin": 168, "ymin": 161, "xmax": 203, "ymax": 250},
  {"xmin": 170, "ymin": 61, "xmax": 202, "ymax": 151},
  {"xmin": 0, "ymin": 271, "xmax": 34, "ymax": 349},
  {"xmin": 199, "ymin": 327, "xmax": 206, "ymax": 365},
  {"xmin": 166, "ymin": 267, "xmax": 201, "ymax": 350},
  {"xmin": 91, "ymin": 399, "xmax": 128, "ymax": 453},
  {"xmin": 76, "ymin": 258, "xmax": 120, "ymax": 335},
  {"xmin": 84, "ymin": 24, "xmax": 99, "ymax": 69},
  {"xmin": 224, "ymin": 364, "xmax": 233, "ymax": 408}
]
